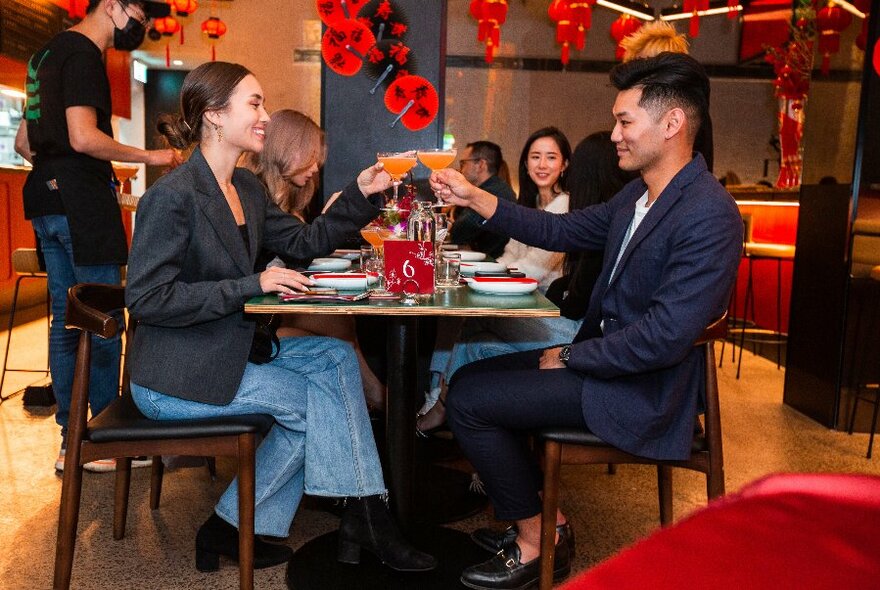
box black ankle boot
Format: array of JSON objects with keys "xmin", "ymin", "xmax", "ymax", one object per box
[
  {"xmin": 195, "ymin": 513, "xmax": 293, "ymax": 572},
  {"xmin": 337, "ymin": 495, "xmax": 437, "ymax": 572}
]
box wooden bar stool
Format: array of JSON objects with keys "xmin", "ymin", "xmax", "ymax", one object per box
[
  {"xmin": 0, "ymin": 248, "xmax": 50, "ymax": 401},
  {"xmin": 735, "ymin": 242, "xmax": 795, "ymax": 379}
]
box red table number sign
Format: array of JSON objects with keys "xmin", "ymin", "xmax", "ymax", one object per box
[{"xmin": 384, "ymin": 240, "xmax": 435, "ymax": 294}]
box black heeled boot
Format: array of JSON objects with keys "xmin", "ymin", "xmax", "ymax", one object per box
[
  {"xmin": 195, "ymin": 512, "xmax": 293, "ymax": 572},
  {"xmin": 337, "ymin": 495, "xmax": 438, "ymax": 572}
]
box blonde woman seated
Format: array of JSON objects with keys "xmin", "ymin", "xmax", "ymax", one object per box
[{"xmin": 243, "ymin": 109, "xmax": 385, "ymax": 411}]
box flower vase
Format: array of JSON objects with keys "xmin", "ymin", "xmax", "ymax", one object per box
[{"xmin": 775, "ymin": 96, "xmax": 807, "ymax": 188}]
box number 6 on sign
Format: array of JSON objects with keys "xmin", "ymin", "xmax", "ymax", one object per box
[{"xmin": 383, "ymin": 240, "xmax": 435, "ymax": 294}]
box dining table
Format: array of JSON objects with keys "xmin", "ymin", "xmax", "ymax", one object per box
[{"xmin": 245, "ymin": 282, "xmax": 560, "ymax": 589}]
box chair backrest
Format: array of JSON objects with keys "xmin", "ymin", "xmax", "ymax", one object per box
[
  {"xmin": 65, "ymin": 284, "xmax": 126, "ymax": 452},
  {"xmin": 12, "ymin": 248, "xmax": 45, "ymax": 276},
  {"xmin": 700, "ymin": 313, "xmax": 726, "ymax": 489}
]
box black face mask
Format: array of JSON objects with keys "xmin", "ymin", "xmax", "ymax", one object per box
[{"xmin": 113, "ymin": 16, "xmax": 146, "ymax": 51}]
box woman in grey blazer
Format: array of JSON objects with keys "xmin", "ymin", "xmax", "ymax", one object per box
[{"xmin": 125, "ymin": 62, "xmax": 435, "ymax": 574}]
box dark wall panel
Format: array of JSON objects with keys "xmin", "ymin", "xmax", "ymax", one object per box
[{"xmin": 320, "ymin": 0, "xmax": 447, "ymax": 200}]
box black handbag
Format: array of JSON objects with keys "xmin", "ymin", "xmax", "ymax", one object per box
[{"xmin": 247, "ymin": 314, "xmax": 281, "ymax": 365}]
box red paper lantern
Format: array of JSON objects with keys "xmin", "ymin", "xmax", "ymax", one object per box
[
  {"xmin": 153, "ymin": 17, "xmax": 180, "ymax": 67},
  {"xmin": 569, "ymin": 1, "xmax": 597, "ymax": 50},
  {"xmin": 816, "ymin": 3, "xmax": 853, "ymax": 75},
  {"xmin": 201, "ymin": 15, "xmax": 227, "ymax": 61},
  {"xmin": 470, "ymin": 0, "xmax": 508, "ymax": 63},
  {"xmin": 548, "ymin": 0, "xmax": 578, "ymax": 65},
  {"xmin": 610, "ymin": 14, "xmax": 642, "ymax": 61},
  {"xmin": 727, "ymin": 0, "xmax": 739, "ymax": 19},
  {"xmin": 171, "ymin": 0, "xmax": 198, "ymax": 17},
  {"xmin": 683, "ymin": 0, "xmax": 710, "ymax": 37},
  {"xmin": 153, "ymin": 16, "xmax": 181, "ymax": 36}
]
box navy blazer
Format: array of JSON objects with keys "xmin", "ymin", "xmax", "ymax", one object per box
[
  {"xmin": 485, "ymin": 155, "xmax": 742, "ymax": 459},
  {"xmin": 125, "ymin": 148, "xmax": 379, "ymax": 405}
]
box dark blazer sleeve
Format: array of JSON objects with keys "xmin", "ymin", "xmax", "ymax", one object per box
[
  {"xmin": 261, "ymin": 181, "xmax": 379, "ymax": 261},
  {"xmin": 125, "ymin": 181, "xmax": 263, "ymax": 327},
  {"xmin": 484, "ymin": 185, "xmax": 637, "ymax": 252},
  {"xmin": 567, "ymin": 196, "xmax": 742, "ymax": 378}
]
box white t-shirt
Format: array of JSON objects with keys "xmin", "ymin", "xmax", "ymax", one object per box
[{"xmin": 608, "ymin": 190, "xmax": 650, "ymax": 283}]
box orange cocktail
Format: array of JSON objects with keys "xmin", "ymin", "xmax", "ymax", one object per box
[
  {"xmin": 377, "ymin": 150, "xmax": 417, "ymax": 206},
  {"xmin": 380, "ymin": 155, "xmax": 418, "ymax": 180},
  {"xmin": 360, "ymin": 225, "xmax": 395, "ymax": 255},
  {"xmin": 417, "ymin": 149, "xmax": 457, "ymax": 171}
]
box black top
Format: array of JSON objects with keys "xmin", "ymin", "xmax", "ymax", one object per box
[
  {"xmin": 449, "ymin": 175, "xmax": 516, "ymax": 258},
  {"xmin": 21, "ymin": 31, "xmax": 127, "ymax": 265},
  {"xmin": 238, "ymin": 224, "xmax": 250, "ymax": 255},
  {"xmin": 544, "ymin": 250, "xmax": 604, "ymax": 320}
]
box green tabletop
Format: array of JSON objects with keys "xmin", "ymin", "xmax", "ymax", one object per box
[{"xmin": 245, "ymin": 286, "xmax": 559, "ymax": 318}]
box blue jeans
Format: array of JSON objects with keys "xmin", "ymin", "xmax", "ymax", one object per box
[
  {"xmin": 430, "ymin": 315, "xmax": 583, "ymax": 388},
  {"xmin": 131, "ymin": 336, "xmax": 386, "ymax": 537},
  {"xmin": 32, "ymin": 215, "xmax": 122, "ymax": 444}
]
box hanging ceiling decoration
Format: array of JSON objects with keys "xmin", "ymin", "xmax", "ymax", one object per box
[
  {"xmin": 201, "ymin": 15, "xmax": 228, "ymax": 61},
  {"xmin": 609, "ymin": 14, "xmax": 643, "ymax": 60},
  {"xmin": 469, "ymin": 0, "xmax": 509, "ymax": 64},
  {"xmin": 816, "ymin": 2, "xmax": 853, "ymax": 75},
  {"xmin": 153, "ymin": 16, "xmax": 181, "ymax": 67}
]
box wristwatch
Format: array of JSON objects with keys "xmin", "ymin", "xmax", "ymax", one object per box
[{"xmin": 558, "ymin": 345, "xmax": 572, "ymax": 365}]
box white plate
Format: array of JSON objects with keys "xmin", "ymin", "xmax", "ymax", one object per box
[
  {"xmin": 332, "ymin": 249, "xmax": 361, "ymax": 260},
  {"xmin": 447, "ymin": 250, "xmax": 487, "ymax": 261},
  {"xmin": 311, "ymin": 273, "xmax": 377, "ymax": 290},
  {"xmin": 308, "ymin": 258, "xmax": 352, "ymax": 271},
  {"xmin": 459, "ymin": 261, "xmax": 506, "ymax": 275},
  {"xmin": 466, "ymin": 277, "xmax": 539, "ymax": 295}
]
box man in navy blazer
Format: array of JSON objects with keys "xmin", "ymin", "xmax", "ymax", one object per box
[{"xmin": 429, "ymin": 53, "xmax": 743, "ymax": 590}]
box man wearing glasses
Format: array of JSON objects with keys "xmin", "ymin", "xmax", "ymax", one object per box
[
  {"xmin": 14, "ymin": 0, "xmax": 182, "ymax": 474},
  {"xmin": 449, "ymin": 141, "xmax": 516, "ymax": 258}
]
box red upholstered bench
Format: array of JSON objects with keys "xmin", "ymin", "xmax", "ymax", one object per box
[{"xmin": 562, "ymin": 473, "xmax": 880, "ymax": 590}]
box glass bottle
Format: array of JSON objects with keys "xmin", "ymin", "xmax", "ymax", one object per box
[{"xmin": 406, "ymin": 200, "xmax": 436, "ymax": 243}]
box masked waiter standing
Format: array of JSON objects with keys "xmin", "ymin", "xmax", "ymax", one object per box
[{"xmin": 14, "ymin": 0, "xmax": 182, "ymax": 473}]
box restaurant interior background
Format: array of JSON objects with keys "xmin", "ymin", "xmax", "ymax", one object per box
[{"xmin": 0, "ymin": 0, "xmax": 875, "ymax": 423}]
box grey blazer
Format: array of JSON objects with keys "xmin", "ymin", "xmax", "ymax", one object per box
[{"xmin": 125, "ymin": 148, "xmax": 379, "ymax": 405}]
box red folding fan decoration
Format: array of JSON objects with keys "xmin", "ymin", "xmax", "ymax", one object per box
[
  {"xmin": 316, "ymin": 0, "xmax": 370, "ymax": 25},
  {"xmin": 384, "ymin": 75, "xmax": 438, "ymax": 131},
  {"xmin": 321, "ymin": 19, "xmax": 377, "ymax": 76}
]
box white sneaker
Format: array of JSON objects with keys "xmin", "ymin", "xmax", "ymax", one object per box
[
  {"xmin": 56, "ymin": 449, "xmax": 153, "ymax": 474},
  {"xmin": 82, "ymin": 456, "xmax": 154, "ymax": 473}
]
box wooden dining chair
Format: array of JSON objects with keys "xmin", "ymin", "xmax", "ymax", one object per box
[
  {"xmin": 535, "ymin": 314, "xmax": 728, "ymax": 590},
  {"xmin": 54, "ymin": 284, "xmax": 274, "ymax": 590}
]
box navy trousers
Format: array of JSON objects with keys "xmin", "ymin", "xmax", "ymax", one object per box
[{"xmin": 447, "ymin": 348, "xmax": 588, "ymax": 520}]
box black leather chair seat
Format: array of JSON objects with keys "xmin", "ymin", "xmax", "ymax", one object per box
[
  {"xmin": 536, "ymin": 427, "xmax": 708, "ymax": 454},
  {"xmin": 88, "ymin": 395, "xmax": 274, "ymax": 443}
]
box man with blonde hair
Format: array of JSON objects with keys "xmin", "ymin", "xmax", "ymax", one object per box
[{"xmin": 620, "ymin": 21, "xmax": 689, "ymax": 61}]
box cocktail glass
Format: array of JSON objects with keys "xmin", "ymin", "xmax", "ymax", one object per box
[
  {"xmin": 377, "ymin": 150, "xmax": 418, "ymax": 207},
  {"xmin": 417, "ymin": 148, "xmax": 457, "ymax": 207}
]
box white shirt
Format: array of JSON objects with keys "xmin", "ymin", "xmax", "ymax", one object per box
[{"xmin": 496, "ymin": 192, "xmax": 569, "ymax": 292}]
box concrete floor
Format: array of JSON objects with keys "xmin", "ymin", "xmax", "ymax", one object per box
[{"xmin": 1, "ymin": 310, "xmax": 879, "ymax": 589}]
